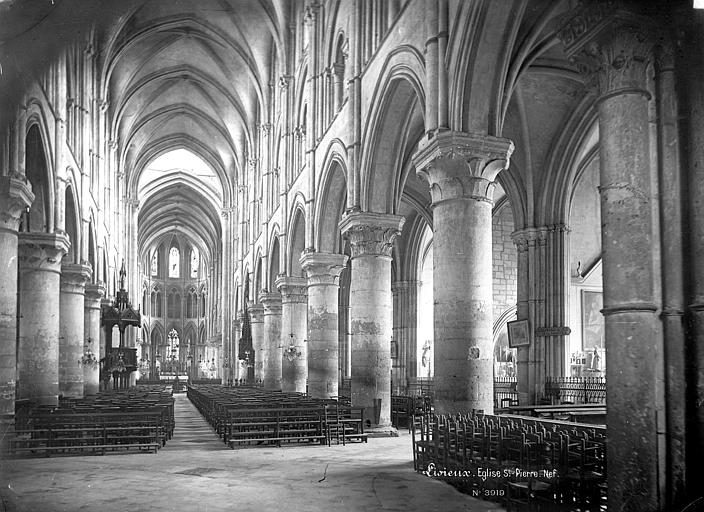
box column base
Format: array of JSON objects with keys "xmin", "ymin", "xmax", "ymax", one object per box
[{"xmin": 365, "ymin": 425, "xmax": 399, "ymax": 438}]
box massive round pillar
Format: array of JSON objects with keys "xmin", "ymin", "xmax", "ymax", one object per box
[
  {"xmin": 59, "ymin": 263, "xmax": 92, "ymax": 398},
  {"xmin": 276, "ymin": 276, "xmax": 308, "ymax": 393},
  {"xmin": 249, "ymin": 302, "xmax": 264, "ymax": 384},
  {"xmin": 300, "ymin": 252, "xmax": 348, "ymax": 399},
  {"xmin": 413, "ymin": 131, "xmax": 513, "ymax": 415},
  {"xmin": 17, "ymin": 232, "xmax": 69, "ymax": 406},
  {"xmin": 260, "ymin": 292, "xmax": 282, "ymax": 390},
  {"xmin": 0, "ymin": 175, "xmax": 34, "ymax": 421},
  {"xmin": 559, "ymin": 9, "xmax": 662, "ymax": 509},
  {"xmin": 83, "ymin": 283, "xmax": 104, "ymax": 395},
  {"xmin": 339, "ymin": 212, "xmax": 404, "ymax": 431}
]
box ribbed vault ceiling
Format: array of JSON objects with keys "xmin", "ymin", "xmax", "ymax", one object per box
[{"xmin": 96, "ymin": 0, "xmax": 287, "ymax": 269}]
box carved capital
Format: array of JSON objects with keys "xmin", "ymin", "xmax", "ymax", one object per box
[
  {"xmin": 0, "ymin": 174, "xmax": 34, "ymax": 232},
  {"xmin": 654, "ymin": 39, "xmax": 675, "ymax": 73},
  {"xmin": 124, "ymin": 197, "xmax": 139, "ymax": 209},
  {"xmin": 392, "ymin": 280, "xmax": 420, "ymax": 293},
  {"xmin": 248, "ymin": 302, "xmax": 265, "ymax": 323},
  {"xmin": 304, "ymin": 1, "xmax": 320, "ymax": 24},
  {"xmin": 413, "ymin": 131, "xmax": 514, "ymax": 204},
  {"xmin": 558, "ymin": 3, "xmax": 656, "ymax": 99},
  {"xmin": 18, "ymin": 232, "xmax": 70, "ymax": 273},
  {"xmin": 300, "ymin": 252, "xmax": 348, "ymax": 287},
  {"xmin": 259, "ymin": 292, "xmax": 282, "ymax": 314},
  {"xmin": 294, "ymin": 126, "xmax": 305, "ymax": 142},
  {"xmin": 85, "ymin": 282, "xmax": 106, "ymax": 308},
  {"xmin": 339, "ymin": 212, "xmax": 405, "ymax": 259},
  {"xmin": 60, "ymin": 263, "xmax": 92, "ymax": 295},
  {"xmin": 275, "ymin": 276, "xmax": 308, "ymax": 304},
  {"xmin": 279, "ymin": 75, "xmax": 293, "ymax": 89}
]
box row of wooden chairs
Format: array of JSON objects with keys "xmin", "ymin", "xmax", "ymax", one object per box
[
  {"xmin": 5, "ymin": 385, "xmax": 174, "ymax": 458},
  {"xmin": 391, "ymin": 395, "xmax": 432, "ymax": 432},
  {"xmin": 413, "ymin": 411, "xmax": 606, "ymax": 511},
  {"xmin": 188, "ymin": 385, "xmax": 367, "ymax": 447}
]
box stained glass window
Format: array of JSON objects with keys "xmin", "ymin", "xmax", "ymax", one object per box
[{"xmin": 169, "ymin": 246, "xmax": 180, "ymax": 278}]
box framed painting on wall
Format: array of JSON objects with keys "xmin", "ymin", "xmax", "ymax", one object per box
[
  {"xmin": 581, "ymin": 290, "xmax": 604, "ymax": 350},
  {"xmin": 507, "ymin": 319, "xmax": 530, "ymax": 348}
]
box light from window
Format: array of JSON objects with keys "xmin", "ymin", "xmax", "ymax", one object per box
[
  {"xmin": 169, "ymin": 246, "xmax": 180, "ymax": 278},
  {"xmin": 191, "ymin": 248, "xmax": 199, "ymax": 278},
  {"xmin": 695, "ymin": 0, "xmax": 704, "ymax": 8},
  {"xmin": 150, "ymin": 249, "xmax": 158, "ymax": 276}
]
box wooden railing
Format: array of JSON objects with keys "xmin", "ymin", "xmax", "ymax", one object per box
[
  {"xmin": 494, "ymin": 377, "xmax": 518, "ymax": 407},
  {"xmin": 544, "ymin": 377, "xmax": 606, "ymax": 404}
]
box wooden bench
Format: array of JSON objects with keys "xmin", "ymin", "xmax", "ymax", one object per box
[{"xmin": 225, "ymin": 407, "xmax": 326, "ymax": 447}]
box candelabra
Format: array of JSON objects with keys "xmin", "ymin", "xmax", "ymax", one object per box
[
  {"xmin": 78, "ymin": 337, "xmax": 99, "ymax": 369},
  {"xmin": 280, "ymin": 332, "xmax": 304, "ymax": 362}
]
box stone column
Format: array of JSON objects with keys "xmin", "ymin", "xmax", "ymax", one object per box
[
  {"xmin": 260, "ymin": 292, "xmax": 282, "ymax": 390},
  {"xmin": 0, "ymin": 174, "xmax": 34, "ymax": 421},
  {"xmin": 249, "ymin": 302, "xmax": 264, "ymax": 384},
  {"xmin": 560, "ymin": 10, "xmax": 661, "ymax": 510},
  {"xmin": 59, "ymin": 263, "xmax": 91, "ymax": 398},
  {"xmin": 684, "ymin": 9, "xmax": 704, "ymax": 502},
  {"xmin": 300, "ymin": 252, "xmax": 348, "ymax": 399},
  {"xmin": 339, "ymin": 212, "xmax": 404, "ymax": 431},
  {"xmin": 17, "ymin": 232, "xmax": 69, "ymax": 405},
  {"xmin": 234, "ymin": 312, "xmax": 244, "ymax": 381},
  {"xmin": 413, "ymin": 131, "xmax": 513, "ymax": 415},
  {"xmin": 655, "ymin": 40, "xmax": 687, "ymax": 506},
  {"xmin": 276, "ymin": 276, "xmax": 308, "ymax": 393},
  {"xmin": 83, "ymin": 283, "xmax": 105, "ymax": 395}
]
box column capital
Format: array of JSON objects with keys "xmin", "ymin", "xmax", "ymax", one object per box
[
  {"xmin": 391, "ymin": 280, "xmax": 421, "ymax": 293},
  {"xmin": 339, "ymin": 211, "xmax": 405, "ymax": 258},
  {"xmin": 413, "ymin": 130, "xmax": 514, "ymax": 204},
  {"xmin": 300, "ymin": 252, "xmax": 348, "ymax": 286},
  {"xmin": 259, "ymin": 292, "xmax": 282, "ymax": 314},
  {"xmin": 85, "ymin": 282, "xmax": 106, "ymax": 308},
  {"xmin": 558, "ymin": 4, "xmax": 657, "ymax": 99},
  {"xmin": 0, "ymin": 173, "xmax": 34, "ymax": 232},
  {"xmin": 18, "ymin": 232, "xmax": 70, "ymax": 273},
  {"xmin": 60, "ymin": 263, "xmax": 92, "ymax": 294},
  {"xmin": 248, "ymin": 302, "xmax": 265, "ymax": 323},
  {"xmin": 275, "ymin": 276, "xmax": 308, "ymax": 304}
]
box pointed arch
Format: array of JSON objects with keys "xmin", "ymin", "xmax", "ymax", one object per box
[
  {"xmin": 315, "ymin": 140, "xmax": 348, "ymax": 253},
  {"xmin": 287, "ymin": 195, "xmax": 307, "ymax": 277}
]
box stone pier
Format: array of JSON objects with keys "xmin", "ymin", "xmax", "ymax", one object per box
[
  {"xmin": 276, "ymin": 276, "xmax": 308, "ymax": 393},
  {"xmin": 413, "ymin": 131, "xmax": 513, "ymax": 415},
  {"xmin": 249, "ymin": 302, "xmax": 264, "ymax": 384},
  {"xmin": 301, "ymin": 252, "xmax": 348, "ymax": 399},
  {"xmin": 83, "ymin": 283, "xmax": 105, "ymax": 395},
  {"xmin": 18, "ymin": 232, "xmax": 69, "ymax": 406},
  {"xmin": 59, "ymin": 263, "xmax": 91, "ymax": 398},
  {"xmin": 0, "ymin": 174, "xmax": 34, "ymax": 421},
  {"xmin": 340, "ymin": 212, "xmax": 404, "ymax": 431},
  {"xmin": 260, "ymin": 292, "xmax": 282, "ymax": 390},
  {"xmin": 559, "ymin": 9, "xmax": 662, "ymax": 510}
]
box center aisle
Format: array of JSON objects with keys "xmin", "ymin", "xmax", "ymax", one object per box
[{"xmin": 162, "ymin": 392, "xmax": 228, "ymax": 451}]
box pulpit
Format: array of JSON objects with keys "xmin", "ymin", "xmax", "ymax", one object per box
[{"xmin": 100, "ymin": 261, "xmax": 141, "ymax": 390}]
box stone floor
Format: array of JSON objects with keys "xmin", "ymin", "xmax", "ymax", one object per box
[{"xmin": 0, "ymin": 394, "xmax": 505, "ymax": 512}]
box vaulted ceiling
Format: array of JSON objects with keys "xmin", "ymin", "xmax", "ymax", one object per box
[{"xmin": 102, "ymin": 1, "xmax": 288, "ymax": 265}]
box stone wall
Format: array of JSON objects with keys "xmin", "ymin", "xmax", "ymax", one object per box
[{"xmin": 492, "ymin": 204, "xmax": 517, "ymax": 322}]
